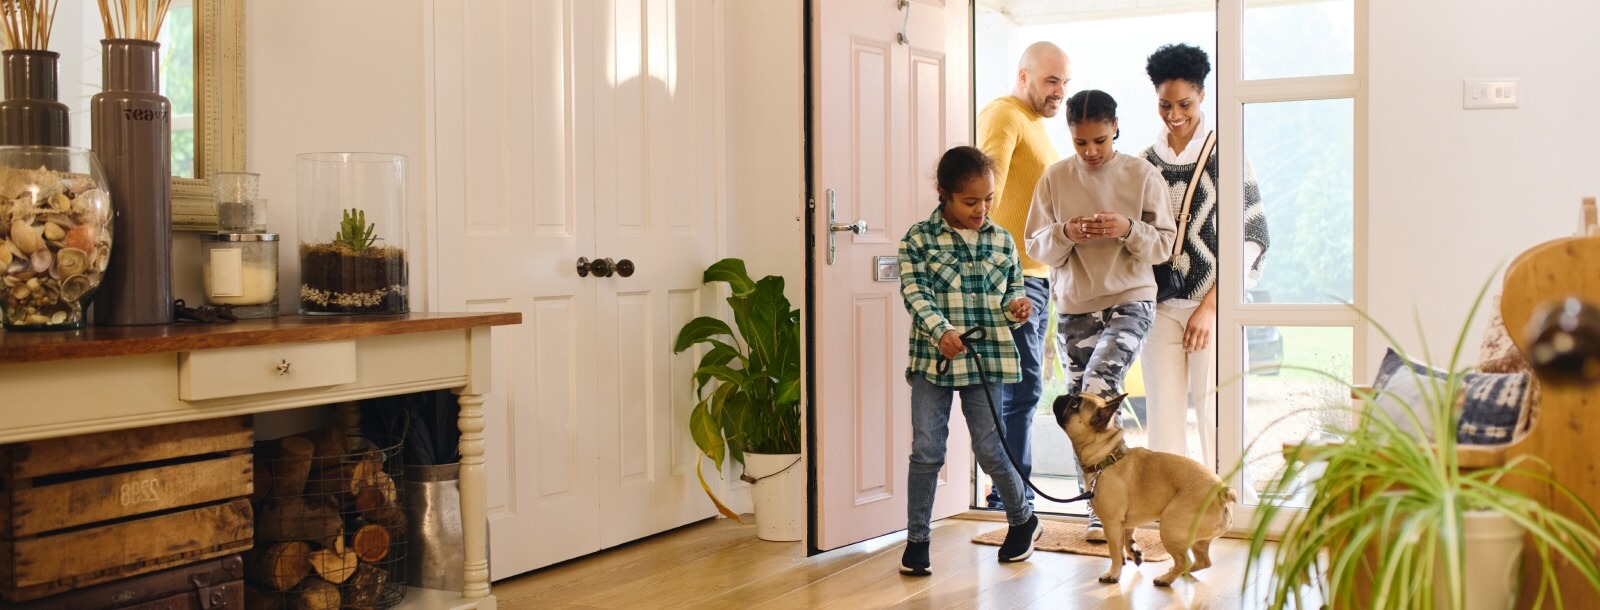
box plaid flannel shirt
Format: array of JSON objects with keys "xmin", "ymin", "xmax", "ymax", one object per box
[{"xmin": 899, "ymin": 208, "xmax": 1026, "ymax": 387}]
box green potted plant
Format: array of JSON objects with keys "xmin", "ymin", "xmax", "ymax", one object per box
[
  {"xmin": 673, "ymin": 258, "xmax": 801, "ymax": 541},
  {"xmin": 1240, "ymin": 278, "xmax": 1600, "ymax": 609}
]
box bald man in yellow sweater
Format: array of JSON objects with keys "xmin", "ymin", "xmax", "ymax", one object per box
[{"xmin": 977, "ymin": 41, "xmax": 1069, "ymax": 511}]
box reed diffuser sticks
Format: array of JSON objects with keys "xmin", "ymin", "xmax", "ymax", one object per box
[
  {"xmin": 0, "ymin": 0, "xmax": 60, "ymax": 51},
  {"xmin": 96, "ymin": 0, "xmax": 172, "ymax": 41}
]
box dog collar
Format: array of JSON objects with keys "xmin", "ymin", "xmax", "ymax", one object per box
[{"xmin": 1082, "ymin": 442, "xmax": 1128, "ymax": 475}]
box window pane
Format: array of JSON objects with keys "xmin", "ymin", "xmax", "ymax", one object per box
[
  {"xmin": 159, "ymin": 4, "xmax": 197, "ymax": 179},
  {"xmin": 1241, "ymin": 325, "xmax": 1352, "ymax": 508},
  {"xmin": 1243, "ymin": 98, "xmax": 1353, "ymax": 305},
  {"xmin": 1242, "ymin": 0, "xmax": 1354, "ymax": 80}
]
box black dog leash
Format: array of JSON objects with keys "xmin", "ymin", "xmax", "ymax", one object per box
[{"xmin": 937, "ymin": 326, "xmax": 1093, "ymax": 505}]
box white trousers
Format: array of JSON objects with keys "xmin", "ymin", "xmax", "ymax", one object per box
[{"xmin": 1141, "ymin": 302, "xmax": 1216, "ymax": 469}]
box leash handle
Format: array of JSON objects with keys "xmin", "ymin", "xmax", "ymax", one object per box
[{"xmin": 934, "ymin": 326, "xmax": 989, "ymax": 375}]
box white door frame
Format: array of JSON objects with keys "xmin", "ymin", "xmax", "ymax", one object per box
[{"xmin": 1214, "ymin": 0, "xmax": 1369, "ymax": 533}]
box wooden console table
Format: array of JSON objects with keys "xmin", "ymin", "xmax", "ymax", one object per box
[{"xmin": 0, "ymin": 312, "xmax": 521, "ymax": 610}]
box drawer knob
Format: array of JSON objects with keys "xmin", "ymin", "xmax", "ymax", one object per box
[{"xmin": 276, "ymin": 359, "xmax": 292, "ymax": 376}]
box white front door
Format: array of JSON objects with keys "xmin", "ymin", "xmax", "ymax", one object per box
[
  {"xmin": 429, "ymin": 0, "xmax": 720, "ymax": 578},
  {"xmin": 812, "ymin": 0, "xmax": 973, "ymax": 551}
]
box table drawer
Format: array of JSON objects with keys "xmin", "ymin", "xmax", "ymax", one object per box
[{"xmin": 179, "ymin": 340, "xmax": 356, "ymax": 401}]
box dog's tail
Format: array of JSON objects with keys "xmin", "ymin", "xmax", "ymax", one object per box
[{"xmin": 1218, "ymin": 486, "xmax": 1239, "ymax": 535}]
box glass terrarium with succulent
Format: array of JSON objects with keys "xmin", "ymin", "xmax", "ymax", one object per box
[{"xmin": 297, "ymin": 153, "xmax": 409, "ymax": 315}]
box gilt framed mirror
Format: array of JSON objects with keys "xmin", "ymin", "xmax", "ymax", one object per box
[{"xmin": 57, "ymin": 0, "xmax": 244, "ymax": 231}]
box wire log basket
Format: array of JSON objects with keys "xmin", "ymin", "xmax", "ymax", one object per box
[{"xmin": 247, "ymin": 428, "xmax": 408, "ymax": 609}]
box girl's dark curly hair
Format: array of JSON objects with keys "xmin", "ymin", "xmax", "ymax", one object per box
[
  {"xmin": 935, "ymin": 146, "xmax": 995, "ymax": 203},
  {"xmin": 1065, "ymin": 89, "xmax": 1118, "ymax": 126},
  {"xmin": 1145, "ymin": 43, "xmax": 1211, "ymax": 91}
]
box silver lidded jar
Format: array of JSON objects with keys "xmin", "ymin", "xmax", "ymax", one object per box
[{"xmin": 199, "ymin": 232, "xmax": 279, "ymax": 319}]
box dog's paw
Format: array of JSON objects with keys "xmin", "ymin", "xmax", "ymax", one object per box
[
  {"xmin": 1153, "ymin": 578, "xmax": 1173, "ymax": 588},
  {"xmin": 1098, "ymin": 573, "xmax": 1120, "ymax": 584},
  {"xmin": 1130, "ymin": 547, "xmax": 1143, "ymax": 566}
]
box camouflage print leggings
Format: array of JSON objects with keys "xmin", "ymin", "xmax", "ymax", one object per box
[{"xmin": 1057, "ymin": 301, "xmax": 1156, "ymax": 402}]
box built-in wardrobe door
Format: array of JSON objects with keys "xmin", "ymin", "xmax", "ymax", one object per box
[{"xmin": 428, "ymin": 0, "xmax": 721, "ymax": 579}]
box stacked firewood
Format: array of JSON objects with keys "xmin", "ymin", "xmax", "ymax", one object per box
[{"xmin": 245, "ymin": 427, "xmax": 406, "ymax": 610}]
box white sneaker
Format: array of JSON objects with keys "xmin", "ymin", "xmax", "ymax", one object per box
[{"xmin": 1085, "ymin": 512, "xmax": 1106, "ymax": 543}]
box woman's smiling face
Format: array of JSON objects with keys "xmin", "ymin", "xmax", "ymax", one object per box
[{"xmin": 1156, "ymin": 78, "xmax": 1205, "ymax": 142}]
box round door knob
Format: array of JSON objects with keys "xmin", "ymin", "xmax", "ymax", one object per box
[
  {"xmin": 589, "ymin": 257, "xmax": 615, "ymax": 278},
  {"xmin": 616, "ymin": 259, "xmax": 635, "ymax": 277},
  {"xmin": 577, "ymin": 257, "xmax": 592, "ymax": 277}
]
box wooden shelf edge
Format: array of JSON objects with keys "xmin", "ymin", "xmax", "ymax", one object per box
[{"xmin": 0, "ymin": 312, "xmax": 522, "ymax": 364}]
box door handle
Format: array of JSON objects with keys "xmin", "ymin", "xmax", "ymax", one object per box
[
  {"xmin": 577, "ymin": 257, "xmax": 633, "ymax": 278},
  {"xmin": 830, "ymin": 220, "xmax": 867, "ymax": 234},
  {"xmin": 826, "ymin": 188, "xmax": 867, "ymax": 265},
  {"xmin": 897, "ymin": 0, "xmax": 911, "ymax": 45}
]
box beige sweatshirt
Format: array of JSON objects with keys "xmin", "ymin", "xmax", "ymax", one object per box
[{"xmin": 1024, "ymin": 153, "xmax": 1175, "ymax": 315}]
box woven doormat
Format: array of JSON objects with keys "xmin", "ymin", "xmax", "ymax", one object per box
[{"xmin": 972, "ymin": 521, "xmax": 1171, "ymax": 562}]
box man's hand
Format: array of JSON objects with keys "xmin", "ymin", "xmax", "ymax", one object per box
[
  {"xmin": 1008, "ymin": 298, "xmax": 1033, "ymax": 323},
  {"xmin": 939, "ymin": 330, "xmax": 967, "ymax": 360}
]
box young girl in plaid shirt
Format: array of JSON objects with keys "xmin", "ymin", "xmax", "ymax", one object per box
[{"xmin": 896, "ymin": 146, "xmax": 1042, "ymax": 576}]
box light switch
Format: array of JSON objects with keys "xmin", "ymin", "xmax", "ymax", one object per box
[{"xmin": 1464, "ymin": 78, "xmax": 1518, "ymax": 109}]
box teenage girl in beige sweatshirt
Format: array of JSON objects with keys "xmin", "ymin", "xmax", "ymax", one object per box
[{"xmin": 1023, "ymin": 89, "xmax": 1175, "ymax": 540}]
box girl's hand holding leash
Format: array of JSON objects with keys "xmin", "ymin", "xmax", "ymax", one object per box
[{"xmin": 939, "ymin": 330, "xmax": 967, "ymax": 360}]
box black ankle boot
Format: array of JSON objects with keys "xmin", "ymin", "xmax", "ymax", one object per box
[{"xmin": 900, "ymin": 540, "xmax": 931, "ymax": 576}]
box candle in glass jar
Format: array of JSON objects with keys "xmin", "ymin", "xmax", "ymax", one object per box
[{"xmin": 199, "ymin": 232, "xmax": 280, "ymax": 318}]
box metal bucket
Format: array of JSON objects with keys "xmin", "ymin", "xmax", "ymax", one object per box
[{"xmin": 403, "ymin": 463, "xmax": 464, "ymax": 591}]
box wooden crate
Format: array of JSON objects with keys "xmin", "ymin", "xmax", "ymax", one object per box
[
  {"xmin": 5, "ymin": 554, "xmax": 243, "ymax": 610},
  {"xmin": 0, "ymin": 417, "xmax": 256, "ymax": 602}
]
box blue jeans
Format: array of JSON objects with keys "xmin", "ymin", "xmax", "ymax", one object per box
[
  {"xmin": 906, "ymin": 374, "xmax": 1033, "ymax": 543},
  {"xmin": 986, "ymin": 276, "xmax": 1050, "ymax": 508}
]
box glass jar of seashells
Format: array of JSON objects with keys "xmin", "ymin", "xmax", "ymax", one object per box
[{"xmin": 0, "ymin": 146, "xmax": 112, "ymax": 331}]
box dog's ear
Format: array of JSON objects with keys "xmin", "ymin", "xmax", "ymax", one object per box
[
  {"xmin": 1089, "ymin": 393, "xmax": 1129, "ymax": 429},
  {"xmin": 1052, "ymin": 394, "xmax": 1077, "ymax": 428},
  {"xmin": 1089, "ymin": 401, "xmax": 1118, "ymax": 429}
]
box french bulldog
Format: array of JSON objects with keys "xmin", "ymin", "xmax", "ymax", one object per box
[{"xmin": 1055, "ymin": 392, "xmax": 1237, "ymax": 586}]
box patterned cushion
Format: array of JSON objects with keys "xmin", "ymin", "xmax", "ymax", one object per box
[
  {"xmin": 1369, "ymin": 349, "xmax": 1531, "ymax": 446},
  {"xmin": 1477, "ymin": 300, "xmax": 1541, "ymax": 436}
]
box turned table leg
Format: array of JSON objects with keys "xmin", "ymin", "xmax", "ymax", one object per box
[
  {"xmin": 456, "ymin": 325, "xmax": 494, "ymax": 599},
  {"xmin": 455, "ymin": 390, "xmax": 490, "ymax": 599}
]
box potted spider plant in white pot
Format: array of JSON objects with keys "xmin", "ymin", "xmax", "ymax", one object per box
[
  {"xmin": 1242, "ymin": 279, "xmax": 1600, "ymax": 610},
  {"xmin": 674, "ymin": 258, "xmax": 802, "ymax": 542}
]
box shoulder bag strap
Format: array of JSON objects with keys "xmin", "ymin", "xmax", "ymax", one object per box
[{"xmin": 1171, "ymin": 130, "xmax": 1218, "ymax": 258}]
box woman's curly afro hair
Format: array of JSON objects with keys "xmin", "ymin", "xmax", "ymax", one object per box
[{"xmin": 1145, "ymin": 43, "xmax": 1211, "ymax": 91}]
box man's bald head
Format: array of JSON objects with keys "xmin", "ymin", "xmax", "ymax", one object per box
[{"xmin": 1013, "ymin": 42, "xmax": 1070, "ymax": 118}]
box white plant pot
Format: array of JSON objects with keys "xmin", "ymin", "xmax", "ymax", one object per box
[
  {"xmin": 745, "ymin": 452, "xmax": 803, "ymax": 542},
  {"xmin": 1434, "ymin": 510, "xmax": 1525, "ymax": 610}
]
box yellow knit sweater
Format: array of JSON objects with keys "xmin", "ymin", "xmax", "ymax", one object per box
[{"xmin": 977, "ymin": 96, "xmax": 1059, "ymax": 278}]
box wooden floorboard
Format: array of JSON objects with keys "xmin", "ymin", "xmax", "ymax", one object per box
[{"xmin": 493, "ymin": 515, "xmax": 1305, "ymax": 609}]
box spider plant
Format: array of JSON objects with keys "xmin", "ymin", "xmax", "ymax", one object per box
[{"xmin": 1240, "ymin": 274, "xmax": 1600, "ymax": 609}]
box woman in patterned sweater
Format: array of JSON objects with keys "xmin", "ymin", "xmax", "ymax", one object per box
[{"xmin": 1138, "ymin": 43, "xmax": 1270, "ymax": 470}]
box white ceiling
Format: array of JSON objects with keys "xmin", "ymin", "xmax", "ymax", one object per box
[{"xmin": 976, "ymin": 0, "xmax": 1327, "ymax": 26}]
